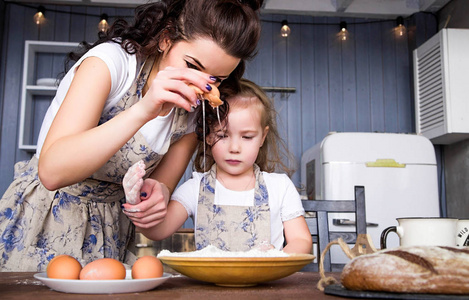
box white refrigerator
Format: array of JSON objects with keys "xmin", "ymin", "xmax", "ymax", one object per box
[{"xmin": 300, "ymin": 132, "xmax": 440, "ymax": 263}]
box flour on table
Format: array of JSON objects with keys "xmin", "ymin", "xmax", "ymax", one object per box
[{"xmin": 157, "ymin": 245, "xmax": 289, "ymax": 257}]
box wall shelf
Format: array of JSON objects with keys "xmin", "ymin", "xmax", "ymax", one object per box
[
  {"xmin": 19, "ymin": 40, "xmax": 79, "ymax": 151},
  {"xmin": 261, "ymin": 87, "xmax": 296, "ymax": 93}
]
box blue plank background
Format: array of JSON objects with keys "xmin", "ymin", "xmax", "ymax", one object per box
[{"xmin": 0, "ymin": 3, "xmax": 438, "ymax": 199}]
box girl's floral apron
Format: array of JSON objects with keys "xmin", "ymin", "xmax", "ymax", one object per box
[
  {"xmin": 0, "ymin": 55, "xmax": 189, "ymax": 271},
  {"xmin": 196, "ymin": 164, "xmax": 271, "ymax": 251}
]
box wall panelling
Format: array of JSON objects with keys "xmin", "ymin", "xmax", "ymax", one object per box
[{"xmin": 0, "ymin": 3, "xmax": 437, "ymax": 198}]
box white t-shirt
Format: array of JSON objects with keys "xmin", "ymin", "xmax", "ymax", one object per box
[
  {"xmin": 171, "ymin": 171, "xmax": 306, "ymax": 250},
  {"xmin": 35, "ymin": 42, "xmax": 196, "ymax": 157}
]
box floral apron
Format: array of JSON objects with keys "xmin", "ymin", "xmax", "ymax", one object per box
[
  {"xmin": 0, "ymin": 55, "xmax": 189, "ymax": 271},
  {"xmin": 195, "ymin": 164, "xmax": 271, "ymax": 251}
]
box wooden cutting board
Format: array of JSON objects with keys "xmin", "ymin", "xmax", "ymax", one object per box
[{"xmin": 324, "ymin": 284, "xmax": 469, "ymax": 299}]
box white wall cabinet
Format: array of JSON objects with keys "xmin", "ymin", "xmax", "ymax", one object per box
[{"xmin": 19, "ymin": 40, "xmax": 78, "ymax": 151}]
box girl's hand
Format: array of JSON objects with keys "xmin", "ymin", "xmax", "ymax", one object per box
[
  {"xmin": 122, "ymin": 178, "xmax": 170, "ymax": 228},
  {"xmin": 123, "ymin": 160, "xmax": 146, "ymax": 204},
  {"xmin": 136, "ymin": 67, "xmax": 215, "ymax": 122},
  {"xmin": 256, "ymin": 240, "xmax": 276, "ymax": 251}
]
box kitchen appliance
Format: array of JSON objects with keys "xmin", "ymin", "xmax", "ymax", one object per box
[{"xmin": 300, "ymin": 132, "xmax": 440, "ymax": 263}]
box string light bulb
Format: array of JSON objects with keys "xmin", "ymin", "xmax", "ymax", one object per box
[
  {"xmin": 395, "ymin": 16, "xmax": 406, "ymax": 37},
  {"xmin": 280, "ymin": 20, "xmax": 291, "ymax": 38},
  {"xmin": 98, "ymin": 13, "xmax": 109, "ymax": 32},
  {"xmin": 34, "ymin": 6, "xmax": 45, "ymax": 25},
  {"xmin": 339, "ymin": 21, "xmax": 349, "ymax": 41}
]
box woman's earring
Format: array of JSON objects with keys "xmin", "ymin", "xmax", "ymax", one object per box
[{"xmin": 157, "ymin": 46, "xmax": 163, "ymax": 53}]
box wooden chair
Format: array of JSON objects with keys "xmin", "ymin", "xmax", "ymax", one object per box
[{"xmin": 301, "ymin": 186, "xmax": 370, "ymax": 272}]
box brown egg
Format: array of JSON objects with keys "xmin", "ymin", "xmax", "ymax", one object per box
[
  {"xmin": 79, "ymin": 258, "xmax": 126, "ymax": 280},
  {"xmin": 46, "ymin": 254, "xmax": 82, "ymax": 279},
  {"xmin": 132, "ymin": 256, "xmax": 164, "ymax": 279}
]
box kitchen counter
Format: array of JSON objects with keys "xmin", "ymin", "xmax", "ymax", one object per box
[{"xmin": 1, "ymin": 271, "xmax": 345, "ymax": 299}]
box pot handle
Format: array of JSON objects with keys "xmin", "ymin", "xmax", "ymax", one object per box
[{"xmin": 380, "ymin": 226, "xmax": 397, "ymax": 249}]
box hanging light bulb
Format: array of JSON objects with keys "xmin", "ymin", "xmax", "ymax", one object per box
[
  {"xmin": 98, "ymin": 13, "xmax": 110, "ymax": 32},
  {"xmin": 338, "ymin": 21, "xmax": 349, "ymax": 41},
  {"xmin": 395, "ymin": 16, "xmax": 406, "ymax": 37},
  {"xmin": 280, "ymin": 20, "xmax": 291, "ymax": 38},
  {"xmin": 34, "ymin": 6, "xmax": 45, "ymax": 25}
]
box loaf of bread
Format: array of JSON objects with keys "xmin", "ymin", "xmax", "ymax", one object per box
[{"xmin": 341, "ymin": 246, "xmax": 469, "ymax": 294}]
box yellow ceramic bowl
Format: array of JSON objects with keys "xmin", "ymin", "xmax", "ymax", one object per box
[{"xmin": 159, "ymin": 254, "xmax": 315, "ymax": 287}]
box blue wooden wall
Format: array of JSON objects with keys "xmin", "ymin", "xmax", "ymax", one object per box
[
  {"xmin": 247, "ymin": 14, "xmax": 438, "ymax": 186},
  {"xmin": 0, "ymin": 3, "xmax": 437, "ymax": 195}
]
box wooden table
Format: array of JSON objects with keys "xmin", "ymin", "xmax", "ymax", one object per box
[{"xmin": 1, "ymin": 272, "xmax": 346, "ymax": 299}]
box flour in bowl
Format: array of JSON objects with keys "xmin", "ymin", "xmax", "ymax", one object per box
[{"xmin": 158, "ymin": 245, "xmax": 289, "ymax": 257}]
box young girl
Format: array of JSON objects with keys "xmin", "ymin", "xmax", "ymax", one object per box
[
  {"xmin": 123, "ymin": 79, "xmax": 312, "ymax": 254},
  {"xmin": 0, "ymin": 0, "xmax": 264, "ymax": 271}
]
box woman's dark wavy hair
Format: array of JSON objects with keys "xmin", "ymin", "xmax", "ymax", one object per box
[
  {"xmin": 194, "ymin": 78, "xmax": 295, "ymax": 176},
  {"xmin": 66, "ymin": 0, "xmax": 264, "ymax": 89}
]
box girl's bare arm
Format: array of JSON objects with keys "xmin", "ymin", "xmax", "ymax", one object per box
[
  {"xmin": 138, "ymin": 200, "xmax": 189, "ymax": 241},
  {"xmin": 282, "ymin": 216, "xmax": 313, "ymax": 254}
]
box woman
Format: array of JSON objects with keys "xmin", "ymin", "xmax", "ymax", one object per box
[{"xmin": 0, "ymin": 0, "xmax": 264, "ymax": 271}]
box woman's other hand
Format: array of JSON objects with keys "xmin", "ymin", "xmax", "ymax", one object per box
[
  {"xmin": 122, "ymin": 178, "xmax": 170, "ymax": 228},
  {"xmin": 123, "ymin": 160, "xmax": 146, "ymax": 204}
]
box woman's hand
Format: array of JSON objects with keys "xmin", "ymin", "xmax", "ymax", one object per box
[
  {"xmin": 134, "ymin": 66, "xmax": 215, "ymax": 123},
  {"xmin": 122, "ymin": 160, "xmax": 170, "ymax": 228},
  {"xmin": 122, "ymin": 178, "xmax": 170, "ymax": 228}
]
